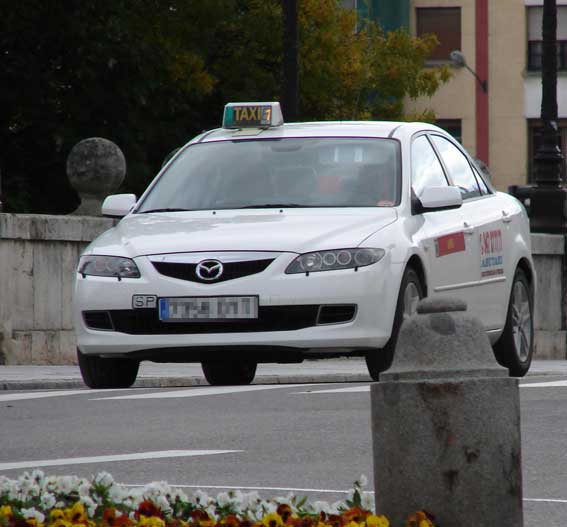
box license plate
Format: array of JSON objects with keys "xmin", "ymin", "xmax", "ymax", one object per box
[{"xmin": 159, "ymin": 296, "xmax": 258, "ymax": 321}]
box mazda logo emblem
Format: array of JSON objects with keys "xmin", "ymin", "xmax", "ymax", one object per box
[{"xmin": 196, "ymin": 259, "xmax": 224, "ymax": 281}]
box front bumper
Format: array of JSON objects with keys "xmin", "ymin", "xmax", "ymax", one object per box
[{"xmin": 73, "ymin": 253, "xmax": 403, "ymax": 360}]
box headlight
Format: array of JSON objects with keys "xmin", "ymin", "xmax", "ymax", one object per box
[
  {"xmin": 285, "ymin": 248, "xmax": 385, "ymax": 274},
  {"xmin": 78, "ymin": 256, "xmax": 141, "ymax": 279}
]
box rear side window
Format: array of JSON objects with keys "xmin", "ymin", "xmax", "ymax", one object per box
[
  {"xmin": 430, "ymin": 135, "xmax": 481, "ymax": 199},
  {"xmin": 411, "ymin": 135, "xmax": 449, "ymax": 196}
]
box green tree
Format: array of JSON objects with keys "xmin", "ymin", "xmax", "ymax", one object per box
[
  {"xmin": 0, "ymin": 0, "xmax": 449, "ymax": 213},
  {"xmin": 299, "ymin": 0, "xmax": 451, "ymax": 120}
]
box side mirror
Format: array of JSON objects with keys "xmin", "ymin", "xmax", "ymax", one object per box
[
  {"xmin": 418, "ymin": 186, "xmax": 462, "ymax": 211},
  {"xmin": 101, "ymin": 194, "xmax": 136, "ymax": 218}
]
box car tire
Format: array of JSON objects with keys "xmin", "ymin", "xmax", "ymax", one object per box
[
  {"xmin": 492, "ymin": 268, "xmax": 534, "ymax": 377},
  {"xmin": 77, "ymin": 348, "xmax": 139, "ymax": 389},
  {"xmin": 201, "ymin": 361, "xmax": 257, "ymax": 386},
  {"xmin": 366, "ymin": 267, "xmax": 424, "ymax": 381}
]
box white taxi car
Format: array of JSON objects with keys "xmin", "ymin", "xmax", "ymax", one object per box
[{"xmin": 73, "ymin": 102, "xmax": 535, "ymax": 388}]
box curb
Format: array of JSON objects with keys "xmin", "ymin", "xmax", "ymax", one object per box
[{"xmin": 0, "ymin": 373, "xmax": 373, "ymax": 391}]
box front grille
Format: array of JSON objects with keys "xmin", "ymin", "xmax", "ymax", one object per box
[
  {"xmin": 102, "ymin": 306, "xmax": 320, "ymax": 334},
  {"xmin": 152, "ymin": 259, "xmax": 274, "ymax": 284}
]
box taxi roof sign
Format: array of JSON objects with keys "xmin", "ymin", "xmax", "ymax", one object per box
[{"xmin": 223, "ymin": 102, "xmax": 284, "ymax": 129}]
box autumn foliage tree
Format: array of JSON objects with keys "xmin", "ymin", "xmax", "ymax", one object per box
[{"xmin": 0, "ymin": 0, "xmax": 449, "ymax": 213}]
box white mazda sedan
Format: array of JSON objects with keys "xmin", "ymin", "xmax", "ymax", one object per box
[{"xmin": 73, "ymin": 102, "xmax": 535, "ymax": 388}]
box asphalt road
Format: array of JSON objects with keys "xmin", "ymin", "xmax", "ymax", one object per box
[{"xmin": 1, "ymin": 376, "xmax": 567, "ymax": 527}]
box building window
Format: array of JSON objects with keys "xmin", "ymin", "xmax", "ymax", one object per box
[
  {"xmin": 435, "ymin": 119, "xmax": 462, "ymax": 143},
  {"xmin": 416, "ymin": 7, "xmax": 461, "ymax": 61},
  {"xmin": 527, "ymin": 119, "xmax": 567, "ymax": 181},
  {"xmin": 527, "ymin": 6, "xmax": 567, "ymax": 71}
]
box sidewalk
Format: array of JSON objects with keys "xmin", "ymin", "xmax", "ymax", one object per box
[{"xmin": 1, "ymin": 358, "xmax": 567, "ymax": 391}]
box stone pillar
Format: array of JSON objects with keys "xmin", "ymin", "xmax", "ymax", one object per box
[
  {"xmin": 370, "ymin": 298, "xmax": 523, "ymax": 527},
  {"xmin": 67, "ymin": 137, "xmax": 126, "ymax": 216}
]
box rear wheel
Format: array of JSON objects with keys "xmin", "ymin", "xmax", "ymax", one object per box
[
  {"xmin": 493, "ymin": 268, "xmax": 534, "ymax": 377},
  {"xmin": 201, "ymin": 360, "xmax": 257, "ymax": 385},
  {"xmin": 366, "ymin": 267, "xmax": 423, "ymax": 381},
  {"xmin": 77, "ymin": 349, "xmax": 139, "ymax": 388}
]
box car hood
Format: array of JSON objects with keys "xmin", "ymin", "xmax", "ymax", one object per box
[{"xmin": 86, "ymin": 209, "xmax": 398, "ymax": 257}]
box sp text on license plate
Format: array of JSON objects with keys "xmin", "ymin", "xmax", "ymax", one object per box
[{"xmin": 159, "ymin": 296, "xmax": 259, "ymax": 321}]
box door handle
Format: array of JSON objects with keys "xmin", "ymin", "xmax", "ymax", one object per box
[
  {"xmin": 502, "ymin": 210, "xmax": 512, "ymax": 223},
  {"xmin": 463, "ymin": 222, "xmax": 474, "ymax": 235}
]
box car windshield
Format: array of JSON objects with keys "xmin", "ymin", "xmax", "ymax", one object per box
[{"xmin": 136, "ymin": 137, "xmax": 401, "ymax": 212}]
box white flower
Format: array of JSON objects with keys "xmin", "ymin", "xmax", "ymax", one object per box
[
  {"xmin": 216, "ymin": 492, "xmax": 232, "ymax": 508},
  {"xmin": 40, "ymin": 493, "xmax": 57, "ymax": 510},
  {"xmin": 311, "ymin": 501, "xmax": 331, "ymax": 514},
  {"xmin": 109, "ymin": 485, "xmax": 128, "ymax": 503},
  {"xmin": 156, "ymin": 495, "xmax": 172, "ymax": 515},
  {"xmin": 31, "ymin": 471, "xmax": 45, "ymax": 486},
  {"xmin": 330, "ymin": 501, "xmax": 343, "ymax": 514},
  {"xmin": 205, "ymin": 504, "xmax": 218, "ymax": 520},
  {"xmin": 194, "ymin": 489, "xmax": 210, "ymax": 505},
  {"xmin": 358, "ymin": 475, "xmax": 368, "ymax": 487},
  {"xmin": 361, "ymin": 493, "xmax": 374, "ymax": 511},
  {"xmin": 78, "ymin": 481, "xmax": 91, "ymax": 497},
  {"xmin": 94, "ymin": 472, "xmax": 115, "ymax": 488},
  {"xmin": 21, "ymin": 507, "xmax": 45, "ymax": 524},
  {"xmin": 57, "ymin": 476, "xmax": 76, "ymax": 495},
  {"xmin": 80, "ymin": 496, "xmax": 98, "ymax": 517}
]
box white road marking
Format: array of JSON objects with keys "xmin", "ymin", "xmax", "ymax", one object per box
[
  {"xmin": 295, "ymin": 380, "xmax": 567, "ymax": 395},
  {"xmin": 0, "ymin": 450, "xmax": 242, "ymax": 472},
  {"xmin": 92, "ymin": 384, "xmax": 313, "ymax": 400},
  {"xmin": 524, "ymin": 498, "xmax": 567, "ymax": 503},
  {"xmin": 521, "ymin": 380, "xmax": 567, "ymax": 388},
  {"xmin": 0, "ymin": 389, "xmax": 127, "ymax": 403},
  {"xmin": 294, "ymin": 386, "xmax": 370, "ymax": 394}
]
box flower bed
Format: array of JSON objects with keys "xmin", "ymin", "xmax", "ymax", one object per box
[{"xmin": 0, "ymin": 472, "xmax": 435, "ymax": 527}]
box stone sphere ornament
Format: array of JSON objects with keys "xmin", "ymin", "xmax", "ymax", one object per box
[{"xmin": 67, "ymin": 137, "xmax": 126, "ymax": 216}]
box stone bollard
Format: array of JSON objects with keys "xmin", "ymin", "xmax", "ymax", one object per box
[
  {"xmin": 370, "ymin": 298, "xmax": 523, "ymax": 527},
  {"xmin": 67, "ymin": 137, "xmax": 126, "ymax": 216}
]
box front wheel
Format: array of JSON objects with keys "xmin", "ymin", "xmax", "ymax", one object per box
[
  {"xmin": 366, "ymin": 267, "xmax": 424, "ymax": 381},
  {"xmin": 201, "ymin": 360, "xmax": 257, "ymax": 385},
  {"xmin": 77, "ymin": 349, "xmax": 139, "ymax": 388},
  {"xmin": 493, "ymin": 268, "xmax": 534, "ymax": 377}
]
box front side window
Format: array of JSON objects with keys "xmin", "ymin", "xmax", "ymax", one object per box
[
  {"xmin": 411, "ymin": 134, "xmax": 448, "ymax": 196},
  {"xmin": 416, "ymin": 7, "xmax": 461, "ymax": 62},
  {"xmin": 430, "ymin": 135, "xmax": 481, "ymax": 199},
  {"xmin": 137, "ymin": 138, "xmax": 401, "ymax": 212}
]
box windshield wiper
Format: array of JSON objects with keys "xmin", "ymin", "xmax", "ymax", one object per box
[
  {"xmin": 240, "ymin": 203, "xmax": 305, "ymax": 209},
  {"xmin": 138, "ymin": 208, "xmax": 192, "ymax": 214}
]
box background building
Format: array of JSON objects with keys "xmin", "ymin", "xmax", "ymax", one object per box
[{"xmin": 350, "ymin": 0, "xmax": 567, "ymax": 192}]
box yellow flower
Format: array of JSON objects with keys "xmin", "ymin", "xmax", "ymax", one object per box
[
  {"xmin": 49, "ymin": 519, "xmax": 73, "ymax": 527},
  {"xmin": 65, "ymin": 503, "xmax": 88, "ymax": 524},
  {"xmin": 365, "ymin": 515, "xmax": 389, "ymax": 527},
  {"xmin": 261, "ymin": 512, "xmax": 284, "ymax": 527},
  {"xmin": 137, "ymin": 515, "xmax": 166, "ymax": 527},
  {"xmin": 0, "ymin": 505, "xmax": 12, "ymax": 518},
  {"xmin": 345, "ymin": 521, "xmax": 361, "ymax": 527},
  {"xmin": 49, "ymin": 510, "xmax": 65, "ymax": 521}
]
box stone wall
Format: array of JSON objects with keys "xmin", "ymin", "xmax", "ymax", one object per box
[
  {"xmin": 0, "ymin": 214, "xmax": 565, "ymax": 364},
  {"xmin": 532, "ymin": 233, "xmax": 567, "ymax": 359},
  {"xmin": 0, "ymin": 214, "xmax": 113, "ymax": 364}
]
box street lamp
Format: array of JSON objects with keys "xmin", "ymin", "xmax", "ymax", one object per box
[
  {"xmin": 450, "ymin": 50, "xmax": 487, "ymax": 93},
  {"xmin": 281, "ymin": 0, "xmax": 299, "ymax": 122},
  {"xmin": 510, "ymin": 0, "xmax": 567, "ymax": 233}
]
